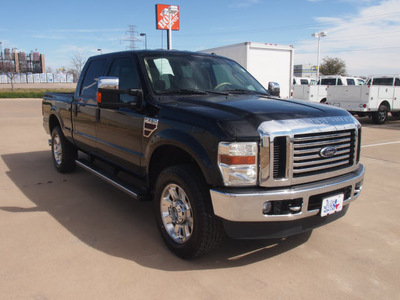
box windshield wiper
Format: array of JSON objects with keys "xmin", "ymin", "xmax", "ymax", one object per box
[
  {"xmin": 158, "ymin": 89, "xmax": 208, "ymax": 95},
  {"xmin": 226, "ymin": 89, "xmax": 270, "ymax": 97}
]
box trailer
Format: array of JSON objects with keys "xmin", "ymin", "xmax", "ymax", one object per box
[{"xmin": 200, "ymin": 42, "xmax": 294, "ymax": 99}]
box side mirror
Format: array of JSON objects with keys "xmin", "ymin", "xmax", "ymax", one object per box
[
  {"xmin": 268, "ymin": 82, "xmax": 280, "ymax": 97},
  {"xmin": 97, "ymin": 76, "xmax": 143, "ymax": 109}
]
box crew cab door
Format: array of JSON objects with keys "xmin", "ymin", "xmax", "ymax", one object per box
[
  {"xmin": 95, "ymin": 56, "xmax": 144, "ymax": 175},
  {"xmin": 73, "ymin": 58, "xmax": 107, "ymax": 153}
]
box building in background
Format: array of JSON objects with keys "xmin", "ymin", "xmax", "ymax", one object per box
[
  {"xmin": 0, "ymin": 48, "xmax": 45, "ymax": 74},
  {"xmin": 294, "ymin": 64, "xmax": 317, "ymax": 79}
]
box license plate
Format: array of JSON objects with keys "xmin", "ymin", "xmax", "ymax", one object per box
[{"xmin": 321, "ymin": 194, "xmax": 344, "ymax": 217}]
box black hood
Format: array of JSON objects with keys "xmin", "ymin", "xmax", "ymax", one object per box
[{"xmin": 158, "ymin": 95, "xmax": 352, "ymax": 138}]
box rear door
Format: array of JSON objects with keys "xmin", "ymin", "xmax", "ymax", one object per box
[{"xmin": 95, "ymin": 55, "xmax": 144, "ymax": 175}]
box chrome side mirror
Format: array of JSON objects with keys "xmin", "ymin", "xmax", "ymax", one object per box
[{"xmin": 98, "ymin": 77, "xmax": 119, "ymax": 90}]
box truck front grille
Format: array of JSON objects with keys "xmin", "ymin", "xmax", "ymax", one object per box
[
  {"xmin": 258, "ymin": 116, "xmax": 361, "ymax": 188},
  {"xmin": 293, "ymin": 130, "xmax": 355, "ymax": 178}
]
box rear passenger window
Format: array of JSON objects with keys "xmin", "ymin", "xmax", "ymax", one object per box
[
  {"xmin": 80, "ymin": 59, "xmax": 107, "ymax": 99},
  {"xmin": 300, "ymin": 79, "xmax": 308, "ymax": 85},
  {"xmin": 395, "ymin": 78, "xmax": 400, "ymax": 86},
  {"xmin": 337, "ymin": 79, "xmax": 343, "ymax": 85}
]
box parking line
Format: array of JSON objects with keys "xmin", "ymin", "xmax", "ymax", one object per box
[{"xmin": 362, "ymin": 141, "xmax": 400, "ymax": 148}]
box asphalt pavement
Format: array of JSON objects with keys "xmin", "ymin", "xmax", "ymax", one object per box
[{"xmin": 1, "ymin": 99, "xmax": 399, "ymax": 299}]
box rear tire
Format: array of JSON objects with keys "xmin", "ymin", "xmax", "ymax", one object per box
[
  {"xmin": 51, "ymin": 126, "xmax": 77, "ymax": 173},
  {"xmin": 372, "ymin": 104, "xmax": 388, "ymax": 124},
  {"xmin": 154, "ymin": 165, "xmax": 223, "ymax": 259}
]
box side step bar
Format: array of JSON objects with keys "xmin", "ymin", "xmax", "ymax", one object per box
[{"xmin": 75, "ymin": 159, "xmax": 148, "ymax": 200}]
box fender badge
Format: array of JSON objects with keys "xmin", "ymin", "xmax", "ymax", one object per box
[{"xmin": 143, "ymin": 118, "xmax": 158, "ymax": 138}]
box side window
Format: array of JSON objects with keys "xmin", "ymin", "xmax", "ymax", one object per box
[
  {"xmin": 80, "ymin": 59, "xmax": 107, "ymax": 99},
  {"xmin": 300, "ymin": 79, "xmax": 308, "ymax": 85},
  {"xmin": 108, "ymin": 57, "xmax": 141, "ymax": 103},
  {"xmin": 337, "ymin": 79, "xmax": 343, "ymax": 85},
  {"xmin": 347, "ymin": 79, "xmax": 355, "ymax": 85},
  {"xmin": 395, "ymin": 78, "xmax": 400, "ymax": 86}
]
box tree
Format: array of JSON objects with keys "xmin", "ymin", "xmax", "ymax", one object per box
[
  {"xmin": 319, "ymin": 57, "xmax": 347, "ymax": 76},
  {"xmin": 68, "ymin": 51, "xmax": 86, "ymax": 83}
]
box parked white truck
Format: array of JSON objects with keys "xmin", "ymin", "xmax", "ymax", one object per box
[
  {"xmin": 326, "ymin": 75, "xmax": 400, "ymax": 124},
  {"xmin": 293, "ymin": 75, "xmax": 363, "ymax": 104},
  {"xmin": 200, "ymin": 42, "xmax": 294, "ymax": 98}
]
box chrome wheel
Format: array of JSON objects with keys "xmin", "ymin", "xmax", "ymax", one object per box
[
  {"xmin": 160, "ymin": 183, "xmax": 194, "ymax": 243},
  {"xmin": 53, "ymin": 134, "xmax": 62, "ymax": 166}
]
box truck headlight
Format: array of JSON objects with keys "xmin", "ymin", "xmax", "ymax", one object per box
[{"xmin": 218, "ymin": 142, "xmax": 258, "ymax": 186}]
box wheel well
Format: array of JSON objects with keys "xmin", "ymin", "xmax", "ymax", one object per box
[
  {"xmin": 379, "ymin": 101, "xmax": 391, "ymax": 111},
  {"xmin": 148, "ymin": 145, "xmax": 204, "ymax": 193},
  {"xmin": 320, "ymin": 98, "xmax": 326, "ymax": 104},
  {"xmin": 49, "ymin": 114, "xmax": 61, "ymax": 134}
]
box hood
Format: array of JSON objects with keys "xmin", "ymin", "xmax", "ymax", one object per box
[{"xmin": 159, "ymin": 95, "xmax": 352, "ymax": 138}]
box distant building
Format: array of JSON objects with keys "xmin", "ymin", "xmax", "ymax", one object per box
[
  {"xmin": 294, "ymin": 64, "xmax": 317, "ymax": 79},
  {"xmin": 0, "ymin": 48, "xmax": 45, "ymax": 74}
]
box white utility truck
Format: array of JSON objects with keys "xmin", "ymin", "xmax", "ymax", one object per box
[
  {"xmin": 293, "ymin": 75, "xmax": 363, "ymax": 104},
  {"xmin": 326, "ymin": 75, "xmax": 400, "ymax": 124},
  {"xmin": 200, "ymin": 42, "xmax": 294, "ymax": 99}
]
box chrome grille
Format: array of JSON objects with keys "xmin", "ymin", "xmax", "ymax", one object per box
[{"xmin": 293, "ymin": 130, "xmax": 355, "ymax": 178}]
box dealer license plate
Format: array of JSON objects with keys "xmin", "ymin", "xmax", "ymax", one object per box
[{"xmin": 321, "ymin": 194, "xmax": 344, "ymax": 217}]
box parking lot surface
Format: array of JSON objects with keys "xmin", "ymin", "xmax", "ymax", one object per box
[{"xmin": 1, "ymin": 99, "xmax": 399, "ymax": 299}]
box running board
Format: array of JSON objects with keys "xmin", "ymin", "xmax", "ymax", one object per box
[{"xmin": 75, "ymin": 159, "xmax": 148, "ymax": 200}]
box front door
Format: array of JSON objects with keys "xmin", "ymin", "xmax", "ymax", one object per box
[{"xmin": 95, "ymin": 56, "xmax": 144, "ymax": 176}]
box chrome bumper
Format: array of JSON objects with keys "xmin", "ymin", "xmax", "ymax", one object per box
[{"xmin": 210, "ymin": 164, "xmax": 365, "ymax": 222}]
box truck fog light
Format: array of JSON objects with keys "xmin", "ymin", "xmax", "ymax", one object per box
[
  {"xmin": 262, "ymin": 201, "xmax": 272, "ymax": 214},
  {"xmin": 355, "ymin": 180, "xmax": 363, "ymax": 194}
]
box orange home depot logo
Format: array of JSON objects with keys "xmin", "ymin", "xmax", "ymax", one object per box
[{"xmin": 156, "ymin": 4, "xmax": 180, "ymax": 30}]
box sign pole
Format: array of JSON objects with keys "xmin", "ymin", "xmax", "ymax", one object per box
[{"xmin": 168, "ymin": 12, "xmax": 172, "ymax": 50}]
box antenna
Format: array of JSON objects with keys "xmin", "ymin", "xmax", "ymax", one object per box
[{"xmin": 121, "ymin": 25, "xmax": 139, "ymax": 50}]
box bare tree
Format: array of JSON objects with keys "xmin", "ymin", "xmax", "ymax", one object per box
[
  {"xmin": 68, "ymin": 51, "xmax": 86, "ymax": 83},
  {"xmin": 0, "ymin": 59, "xmax": 17, "ymax": 91}
]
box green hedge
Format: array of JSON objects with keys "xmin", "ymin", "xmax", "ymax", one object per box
[{"xmin": 0, "ymin": 89, "xmax": 75, "ymax": 98}]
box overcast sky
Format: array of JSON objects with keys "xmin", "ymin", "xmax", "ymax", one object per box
[{"xmin": 1, "ymin": 0, "xmax": 399, "ymax": 76}]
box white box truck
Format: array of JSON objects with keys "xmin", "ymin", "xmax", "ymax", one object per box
[
  {"xmin": 326, "ymin": 75, "xmax": 400, "ymax": 124},
  {"xmin": 200, "ymin": 42, "xmax": 294, "ymax": 99}
]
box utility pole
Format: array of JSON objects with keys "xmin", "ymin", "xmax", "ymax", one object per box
[{"xmin": 121, "ymin": 25, "xmax": 139, "ymax": 50}]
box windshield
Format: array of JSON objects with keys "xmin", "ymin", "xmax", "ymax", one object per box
[{"xmin": 143, "ymin": 54, "xmax": 268, "ymax": 96}]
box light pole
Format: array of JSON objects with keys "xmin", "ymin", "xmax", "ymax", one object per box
[
  {"xmin": 97, "ymin": 49, "xmax": 102, "ymax": 55},
  {"xmin": 312, "ymin": 31, "xmax": 327, "ymax": 79},
  {"xmin": 163, "ymin": 5, "xmax": 178, "ymax": 50},
  {"xmin": 140, "ymin": 33, "xmax": 147, "ymax": 50}
]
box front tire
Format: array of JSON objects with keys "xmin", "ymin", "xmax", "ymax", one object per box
[
  {"xmin": 51, "ymin": 126, "xmax": 77, "ymax": 173},
  {"xmin": 154, "ymin": 165, "xmax": 223, "ymax": 259}
]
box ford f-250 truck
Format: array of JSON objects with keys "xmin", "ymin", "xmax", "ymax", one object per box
[{"xmin": 42, "ymin": 50, "xmax": 365, "ymax": 259}]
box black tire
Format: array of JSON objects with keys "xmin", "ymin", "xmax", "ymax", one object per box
[
  {"xmin": 154, "ymin": 165, "xmax": 223, "ymax": 259},
  {"xmin": 372, "ymin": 104, "xmax": 388, "ymax": 124},
  {"xmin": 51, "ymin": 126, "xmax": 77, "ymax": 173}
]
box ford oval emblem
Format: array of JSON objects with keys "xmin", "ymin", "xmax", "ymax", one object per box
[{"xmin": 320, "ymin": 146, "xmax": 337, "ymax": 158}]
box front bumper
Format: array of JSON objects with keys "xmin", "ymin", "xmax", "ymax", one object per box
[{"xmin": 210, "ymin": 164, "xmax": 365, "ymax": 223}]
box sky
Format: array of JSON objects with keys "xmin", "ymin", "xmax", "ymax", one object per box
[{"xmin": 1, "ymin": 0, "xmax": 400, "ymax": 76}]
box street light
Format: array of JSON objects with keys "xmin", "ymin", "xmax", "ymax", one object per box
[
  {"xmin": 140, "ymin": 33, "xmax": 147, "ymax": 50},
  {"xmin": 97, "ymin": 49, "xmax": 102, "ymax": 55},
  {"xmin": 312, "ymin": 31, "xmax": 327, "ymax": 79}
]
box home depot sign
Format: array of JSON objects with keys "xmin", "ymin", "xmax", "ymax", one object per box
[{"xmin": 155, "ymin": 4, "xmax": 180, "ymax": 30}]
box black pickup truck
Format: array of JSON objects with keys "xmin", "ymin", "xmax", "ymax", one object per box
[{"xmin": 42, "ymin": 50, "xmax": 365, "ymax": 258}]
